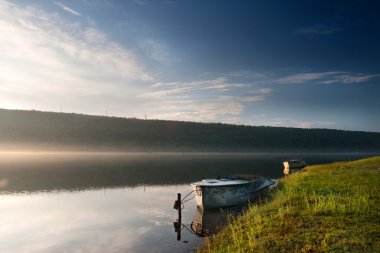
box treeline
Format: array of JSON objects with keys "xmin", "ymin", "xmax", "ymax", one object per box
[{"xmin": 1, "ymin": 108, "xmax": 379, "ymax": 151}]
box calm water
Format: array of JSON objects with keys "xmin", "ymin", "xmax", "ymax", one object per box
[{"xmin": 0, "ymin": 152, "xmax": 376, "ymax": 252}]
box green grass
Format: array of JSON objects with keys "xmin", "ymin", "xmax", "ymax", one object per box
[{"xmin": 199, "ymin": 156, "xmax": 380, "ymax": 252}]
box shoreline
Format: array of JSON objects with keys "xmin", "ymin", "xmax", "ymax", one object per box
[{"xmin": 199, "ymin": 156, "xmax": 380, "ymax": 252}]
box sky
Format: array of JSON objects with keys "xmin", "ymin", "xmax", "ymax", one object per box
[{"xmin": 0, "ymin": 0, "xmax": 379, "ymax": 132}]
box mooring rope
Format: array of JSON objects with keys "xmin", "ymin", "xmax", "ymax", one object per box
[
  {"xmin": 182, "ymin": 195, "xmax": 195, "ymax": 204},
  {"xmin": 181, "ymin": 190, "xmax": 195, "ymax": 202},
  {"xmin": 176, "ymin": 219, "xmax": 199, "ymax": 237}
]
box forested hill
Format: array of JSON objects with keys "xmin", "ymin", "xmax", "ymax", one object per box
[{"xmin": 1, "ymin": 108, "xmax": 379, "ymax": 152}]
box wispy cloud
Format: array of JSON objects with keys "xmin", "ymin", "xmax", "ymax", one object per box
[
  {"xmin": 0, "ymin": 1, "xmax": 152, "ymax": 112},
  {"xmin": 54, "ymin": 1, "xmax": 81, "ymax": 16},
  {"xmin": 258, "ymin": 88, "xmax": 273, "ymax": 94},
  {"xmin": 238, "ymin": 88, "xmax": 272, "ymax": 103},
  {"xmin": 295, "ymin": 25, "xmax": 342, "ymax": 35},
  {"xmin": 276, "ymin": 72, "xmax": 341, "ymax": 84},
  {"xmin": 295, "ymin": 121, "xmax": 336, "ymax": 129},
  {"xmin": 1, "ymin": 1, "xmax": 273, "ymax": 124},
  {"xmin": 225, "ymin": 70, "xmax": 271, "ymax": 80},
  {"xmin": 139, "ymin": 77, "xmax": 250, "ymax": 98},
  {"xmin": 140, "ymin": 39, "xmax": 179, "ymax": 64},
  {"xmin": 268, "ymin": 119, "xmax": 336, "ymax": 129},
  {"xmin": 335, "ymin": 74, "xmax": 380, "ymax": 84},
  {"xmin": 145, "ymin": 97, "xmax": 245, "ymax": 123},
  {"xmin": 139, "ymin": 77, "xmax": 272, "ymax": 123},
  {"xmin": 276, "ymin": 72, "xmax": 380, "ymax": 84}
]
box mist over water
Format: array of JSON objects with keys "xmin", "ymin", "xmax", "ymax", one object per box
[
  {"xmin": 0, "ymin": 152, "xmax": 377, "ymax": 252},
  {"xmin": 0, "ymin": 151, "xmax": 375, "ymax": 193}
]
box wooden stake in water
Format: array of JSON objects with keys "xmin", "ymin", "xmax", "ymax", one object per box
[
  {"xmin": 173, "ymin": 193, "xmax": 182, "ymax": 241},
  {"xmin": 177, "ymin": 193, "xmax": 181, "ymax": 221}
]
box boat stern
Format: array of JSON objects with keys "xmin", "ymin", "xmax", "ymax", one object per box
[{"xmin": 192, "ymin": 184, "xmax": 204, "ymax": 208}]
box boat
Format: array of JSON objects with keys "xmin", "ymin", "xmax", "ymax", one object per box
[
  {"xmin": 191, "ymin": 176, "xmax": 275, "ymax": 210},
  {"xmin": 283, "ymin": 160, "xmax": 307, "ymax": 175}
]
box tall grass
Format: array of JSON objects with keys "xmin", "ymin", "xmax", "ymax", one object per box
[{"xmin": 199, "ymin": 156, "xmax": 380, "ymax": 252}]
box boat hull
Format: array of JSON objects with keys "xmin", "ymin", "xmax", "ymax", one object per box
[
  {"xmin": 192, "ymin": 178, "xmax": 273, "ymax": 209},
  {"xmin": 283, "ymin": 160, "xmax": 307, "ymax": 175}
]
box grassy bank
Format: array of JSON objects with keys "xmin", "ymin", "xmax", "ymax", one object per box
[{"xmin": 200, "ymin": 157, "xmax": 380, "ymax": 252}]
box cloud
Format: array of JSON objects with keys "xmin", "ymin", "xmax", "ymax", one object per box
[
  {"xmin": 225, "ymin": 70, "xmax": 270, "ymax": 80},
  {"xmin": 139, "ymin": 77, "xmax": 250, "ymax": 98},
  {"xmin": 238, "ymin": 88, "xmax": 272, "ymax": 103},
  {"xmin": 54, "ymin": 1, "xmax": 81, "ymax": 16},
  {"xmin": 258, "ymin": 88, "xmax": 273, "ymax": 94},
  {"xmin": 295, "ymin": 120, "xmax": 336, "ymax": 129},
  {"xmin": 226, "ymin": 70, "xmax": 379, "ymax": 86},
  {"xmin": 0, "ymin": 1, "xmax": 152, "ymax": 113},
  {"xmin": 139, "ymin": 39, "xmax": 179, "ymax": 64},
  {"xmin": 240, "ymin": 95, "xmax": 265, "ymax": 103},
  {"xmin": 337, "ymin": 74, "xmax": 380, "ymax": 84},
  {"xmin": 139, "ymin": 77, "xmax": 272, "ymax": 123},
  {"xmin": 146, "ymin": 97, "xmax": 245, "ymax": 123},
  {"xmin": 0, "ymin": 0, "xmax": 271, "ymax": 124},
  {"xmin": 267, "ymin": 119, "xmax": 336, "ymax": 129},
  {"xmin": 276, "ymin": 72, "xmax": 341, "ymax": 84},
  {"xmin": 150, "ymin": 81, "xmax": 180, "ymax": 88},
  {"xmin": 276, "ymin": 72, "xmax": 380, "ymax": 84},
  {"xmin": 295, "ymin": 25, "xmax": 342, "ymax": 35}
]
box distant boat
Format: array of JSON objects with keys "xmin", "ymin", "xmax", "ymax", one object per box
[
  {"xmin": 191, "ymin": 176, "xmax": 275, "ymax": 210},
  {"xmin": 283, "ymin": 160, "xmax": 307, "ymax": 175}
]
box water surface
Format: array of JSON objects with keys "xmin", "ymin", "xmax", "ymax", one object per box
[{"xmin": 0, "ymin": 152, "xmax": 376, "ymax": 252}]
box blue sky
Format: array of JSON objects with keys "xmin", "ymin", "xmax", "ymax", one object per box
[{"xmin": 0, "ymin": 0, "xmax": 379, "ymax": 132}]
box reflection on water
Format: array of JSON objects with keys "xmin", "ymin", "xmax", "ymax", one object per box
[
  {"xmin": 0, "ymin": 152, "xmax": 377, "ymax": 252},
  {"xmin": 191, "ymin": 206, "xmax": 244, "ymax": 237},
  {"xmin": 0, "ymin": 185, "xmax": 203, "ymax": 253}
]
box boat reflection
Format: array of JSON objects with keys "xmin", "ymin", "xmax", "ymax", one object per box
[{"xmin": 190, "ymin": 205, "xmax": 244, "ymax": 237}]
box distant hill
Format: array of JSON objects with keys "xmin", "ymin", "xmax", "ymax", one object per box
[{"xmin": 1, "ymin": 108, "xmax": 379, "ymax": 152}]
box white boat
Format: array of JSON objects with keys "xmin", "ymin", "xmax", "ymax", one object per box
[
  {"xmin": 191, "ymin": 176, "xmax": 274, "ymax": 210},
  {"xmin": 283, "ymin": 160, "xmax": 307, "ymax": 175}
]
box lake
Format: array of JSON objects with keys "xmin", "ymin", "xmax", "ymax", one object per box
[{"xmin": 0, "ymin": 152, "xmax": 376, "ymax": 252}]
